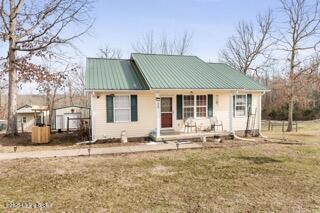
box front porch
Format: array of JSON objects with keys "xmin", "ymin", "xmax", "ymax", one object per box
[{"xmin": 150, "ymin": 130, "xmax": 233, "ymax": 142}]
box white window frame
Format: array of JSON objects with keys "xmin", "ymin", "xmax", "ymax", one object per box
[
  {"xmin": 235, "ymin": 94, "xmax": 247, "ymax": 117},
  {"xmin": 113, "ymin": 95, "xmax": 131, "ymax": 123},
  {"xmin": 183, "ymin": 95, "xmax": 208, "ymax": 119},
  {"xmin": 183, "ymin": 95, "xmax": 195, "ymax": 119},
  {"xmin": 22, "ymin": 117, "xmax": 27, "ymax": 123},
  {"xmin": 196, "ymin": 95, "xmax": 207, "ymax": 118}
]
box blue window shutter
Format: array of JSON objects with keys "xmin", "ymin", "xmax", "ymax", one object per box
[
  {"xmin": 176, "ymin": 95, "xmax": 183, "ymax": 120},
  {"xmin": 233, "ymin": 95, "xmax": 236, "ymax": 117},
  {"xmin": 208, "ymin": 94, "xmax": 213, "ymax": 117},
  {"xmin": 247, "ymin": 94, "xmax": 252, "ymax": 115},
  {"xmin": 106, "ymin": 95, "xmax": 114, "ymax": 123},
  {"xmin": 131, "ymin": 95, "xmax": 138, "ymax": 122}
]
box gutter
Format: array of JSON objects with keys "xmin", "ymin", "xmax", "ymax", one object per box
[{"xmin": 85, "ymin": 88, "xmax": 270, "ymax": 93}]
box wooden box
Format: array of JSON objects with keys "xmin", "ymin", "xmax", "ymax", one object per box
[{"xmin": 32, "ymin": 126, "xmax": 50, "ymax": 144}]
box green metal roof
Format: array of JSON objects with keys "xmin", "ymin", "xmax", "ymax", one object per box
[
  {"xmin": 207, "ymin": 63, "xmax": 267, "ymax": 91},
  {"xmin": 85, "ymin": 58, "xmax": 149, "ymax": 90},
  {"xmin": 132, "ymin": 53, "xmax": 240, "ymax": 89},
  {"xmin": 85, "ymin": 54, "xmax": 267, "ymax": 91}
]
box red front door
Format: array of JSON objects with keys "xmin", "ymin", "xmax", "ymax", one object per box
[{"xmin": 161, "ymin": 97, "xmax": 173, "ymax": 128}]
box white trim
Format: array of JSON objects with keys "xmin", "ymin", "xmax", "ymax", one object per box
[
  {"xmin": 234, "ymin": 94, "xmax": 247, "ymax": 118},
  {"xmin": 113, "ymin": 95, "xmax": 131, "ymax": 123},
  {"xmin": 183, "ymin": 95, "xmax": 195, "ymax": 119},
  {"xmin": 155, "ymin": 94, "xmax": 161, "ymax": 137},
  {"xmin": 91, "ymin": 94, "xmax": 96, "ymax": 142},
  {"xmin": 259, "ymin": 95, "xmax": 262, "ymax": 132},
  {"xmin": 86, "ymin": 89, "xmax": 271, "ymax": 93},
  {"xmin": 152, "ymin": 89, "xmax": 270, "ymax": 92},
  {"xmin": 182, "ymin": 94, "xmax": 208, "ymax": 119},
  {"xmin": 196, "ymin": 95, "xmax": 207, "ymax": 118},
  {"xmin": 160, "ymin": 96, "xmax": 174, "ymax": 129}
]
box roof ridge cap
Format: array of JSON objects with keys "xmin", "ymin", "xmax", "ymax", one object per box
[{"xmin": 131, "ymin": 53, "xmax": 196, "ymax": 57}]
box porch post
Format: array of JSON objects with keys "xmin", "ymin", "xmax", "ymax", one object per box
[{"xmin": 155, "ymin": 93, "xmax": 161, "ymax": 138}]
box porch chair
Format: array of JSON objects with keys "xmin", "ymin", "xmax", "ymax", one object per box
[
  {"xmin": 209, "ymin": 116, "xmax": 223, "ymax": 131},
  {"xmin": 184, "ymin": 118, "xmax": 197, "ymax": 133}
]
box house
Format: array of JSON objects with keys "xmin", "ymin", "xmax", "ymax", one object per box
[
  {"xmin": 16, "ymin": 105, "xmax": 48, "ymax": 132},
  {"xmin": 53, "ymin": 106, "xmax": 90, "ymax": 131},
  {"xmin": 85, "ymin": 53, "xmax": 268, "ymax": 141}
]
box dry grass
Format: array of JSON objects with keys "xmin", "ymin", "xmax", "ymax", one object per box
[
  {"xmin": 0, "ymin": 132, "xmax": 144, "ymax": 153},
  {"xmin": 0, "ymin": 121, "xmax": 319, "ymax": 211},
  {"xmin": 0, "ymin": 129, "xmax": 319, "ymax": 212}
]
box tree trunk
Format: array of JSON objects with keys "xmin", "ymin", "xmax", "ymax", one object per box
[
  {"xmin": 287, "ymin": 94, "xmax": 294, "ymax": 132},
  {"xmin": 287, "ymin": 40, "xmax": 296, "ymax": 132},
  {"xmin": 6, "ymin": 47, "xmax": 18, "ymax": 135},
  {"xmin": 6, "ymin": 2, "xmax": 18, "ymax": 136}
]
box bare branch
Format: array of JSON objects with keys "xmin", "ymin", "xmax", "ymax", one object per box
[{"xmin": 219, "ymin": 10, "xmax": 274, "ymax": 76}]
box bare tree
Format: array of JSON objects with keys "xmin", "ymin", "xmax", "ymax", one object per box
[
  {"xmin": 173, "ymin": 31, "xmax": 193, "ymax": 55},
  {"xmin": 0, "ymin": 0, "xmax": 92, "ymax": 135},
  {"xmin": 132, "ymin": 31, "xmax": 156, "ymax": 54},
  {"xmin": 99, "ymin": 45, "xmax": 122, "ymax": 59},
  {"xmin": 132, "ymin": 31, "xmax": 193, "ymax": 55},
  {"xmin": 65, "ymin": 64, "xmax": 90, "ymax": 107},
  {"xmin": 37, "ymin": 63, "xmax": 81, "ymax": 127},
  {"xmin": 219, "ymin": 11, "xmax": 274, "ymax": 76},
  {"xmin": 278, "ymin": 0, "xmax": 320, "ymax": 131},
  {"xmin": 73, "ymin": 66, "xmax": 90, "ymax": 107}
]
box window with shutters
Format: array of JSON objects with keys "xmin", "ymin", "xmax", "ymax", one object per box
[
  {"xmin": 235, "ymin": 95, "xmax": 247, "ymax": 117},
  {"xmin": 196, "ymin": 95, "xmax": 207, "ymax": 117},
  {"xmin": 114, "ymin": 96, "xmax": 131, "ymax": 122},
  {"xmin": 183, "ymin": 95, "xmax": 194, "ymax": 119},
  {"xmin": 183, "ymin": 95, "xmax": 207, "ymax": 119}
]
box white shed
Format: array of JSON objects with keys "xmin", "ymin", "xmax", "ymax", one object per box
[{"xmin": 53, "ymin": 106, "xmax": 90, "ymax": 131}]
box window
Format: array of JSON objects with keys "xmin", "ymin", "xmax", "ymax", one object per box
[
  {"xmin": 235, "ymin": 95, "xmax": 247, "ymax": 116},
  {"xmin": 183, "ymin": 95, "xmax": 207, "ymax": 119},
  {"xmin": 183, "ymin": 95, "xmax": 194, "ymax": 119},
  {"xmin": 36, "ymin": 115, "xmax": 42, "ymax": 125},
  {"xmin": 22, "ymin": 117, "xmax": 26, "ymax": 123},
  {"xmin": 196, "ymin": 95, "xmax": 207, "ymax": 117},
  {"xmin": 114, "ymin": 96, "xmax": 130, "ymax": 122}
]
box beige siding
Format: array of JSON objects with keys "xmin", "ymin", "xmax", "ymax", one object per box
[
  {"xmin": 17, "ymin": 114, "xmax": 35, "ymax": 132},
  {"xmin": 233, "ymin": 93, "xmax": 261, "ymax": 131},
  {"xmin": 92, "ymin": 93, "xmax": 156, "ymax": 139},
  {"xmin": 91, "ymin": 90, "xmax": 263, "ymax": 139}
]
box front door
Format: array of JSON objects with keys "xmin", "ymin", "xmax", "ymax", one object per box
[{"xmin": 161, "ymin": 97, "xmax": 173, "ymax": 128}]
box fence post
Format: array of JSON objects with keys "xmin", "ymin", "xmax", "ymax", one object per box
[
  {"xmin": 296, "ymin": 121, "xmax": 298, "ymax": 132},
  {"xmin": 282, "ymin": 121, "xmax": 284, "ymax": 132},
  {"xmin": 268, "ymin": 120, "xmax": 271, "ymax": 131},
  {"xmin": 21, "ymin": 123, "xmax": 24, "ymax": 133}
]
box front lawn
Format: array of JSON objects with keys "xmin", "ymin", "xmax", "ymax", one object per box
[{"xmin": 0, "ymin": 130, "xmax": 319, "ymax": 212}]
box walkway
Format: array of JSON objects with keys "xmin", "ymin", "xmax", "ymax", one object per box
[{"xmin": 0, "ymin": 142, "xmax": 203, "ymax": 161}]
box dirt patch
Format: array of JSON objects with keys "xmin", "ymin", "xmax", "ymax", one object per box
[{"xmin": 0, "ymin": 132, "xmax": 144, "ymax": 153}]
